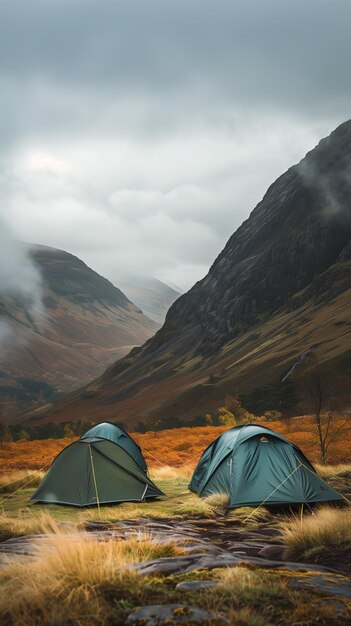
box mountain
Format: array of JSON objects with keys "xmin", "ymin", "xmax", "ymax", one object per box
[
  {"xmin": 119, "ymin": 277, "xmax": 181, "ymax": 324},
  {"xmin": 26, "ymin": 121, "xmax": 351, "ymax": 427},
  {"xmin": 0, "ymin": 245, "xmax": 158, "ymax": 419}
]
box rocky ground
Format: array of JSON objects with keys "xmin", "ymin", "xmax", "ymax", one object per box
[{"xmin": 1, "ymin": 517, "xmax": 350, "ymax": 625}]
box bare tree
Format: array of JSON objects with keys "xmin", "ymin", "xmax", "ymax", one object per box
[
  {"xmin": 292, "ymin": 353, "xmax": 349, "ymax": 464},
  {"xmin": 0, "ymin": 423, "xmax": 13, "ymax": 449}
]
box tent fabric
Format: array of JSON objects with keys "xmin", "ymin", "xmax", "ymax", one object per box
[
  {"xmin": 189, "ymin": 424, "xmax": 344, "ymax": 509},
  {"xmin": 31, "ymin": 437, "xmax": 163, "ymax": 507},
  {"xmin": 80, "ymin": 422, "xmax": 147, "ymax": 471}
]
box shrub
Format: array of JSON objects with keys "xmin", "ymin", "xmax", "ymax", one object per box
[
  {"xmin": 217, "ymin": 395, "xmax": 255, "ymax": 426},
  {"xmin": 263, "ymin": 410, "xmax": 283, "ymax": 421}
]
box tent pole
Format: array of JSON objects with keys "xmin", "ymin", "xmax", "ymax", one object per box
[{"xmin": 89, "ymin": 444, "xmax": 101, "ymax": 518}]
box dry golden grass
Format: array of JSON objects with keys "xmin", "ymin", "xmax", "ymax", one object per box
[
  {"xmin": 0, "ymin": 511, "xmax": 61, "ymax": 542},
  {"xmin": 228, "ymin": 506, "xmax": 273, "ymax": 524},
  {"xmin": 80, "ymin": 503, "xmax": 176, "ymax": 523},
  {"xmin": 315, "ymin": 463, "xmax": 351, "ymax": 480},
  {"xmin": 204, "ymin": 493, "xmax": 230, "ymax": 515},
  {"xmin": 0, "ymin": 469, "xmax": 45, "ymax": 493},
  {"xmin": 174, "ymin": 493, "xmax": 272, "ymax": 523},
  {"xmin": 0, "ymin": 503, "xmax": 350, "ymax": 625},
  {"xmin": 149, "ymin": 463, "xmax": 194, "ymax": 482},
  {"xmin": 174, "ymin": 492, "xmax": 229, "ymax": 517},
  {"xmin": 282, "ymin": 506, "xmax": 351, "ymax": 560},
  {"xmin": 81, "ymin": 492, "xmax": 230, "ymax": 524},
  {"xmin": 0, "ymin": 522, "xmax": 187, "ymax": 626}
]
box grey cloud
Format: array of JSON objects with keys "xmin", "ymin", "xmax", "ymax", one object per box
[
  {"xmin": 1, "ymin": 0, "xmax": 350, "ymax": 94},
  {"xmin": 1, "ymin": 0, "xmax": 351, "ymax": 146},
  {"xmin": 1, "ymin": 1, "xmax": 351, "ymax": 290}
]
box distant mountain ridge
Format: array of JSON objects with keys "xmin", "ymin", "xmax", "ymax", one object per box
[
  {"xmin": 119, "ymin": 277, "xmax": 181, "ymax": 324},
  {"xmin": 0, "ymin": 245, "xmax": 158, "ymax": 419},
  {"xmin": 33, "ymin": 245, "xmax": 131, "ymax": 310},
  {"xmin": 26, "ymin": 121, "xmax": 351, "ymax": 427}
]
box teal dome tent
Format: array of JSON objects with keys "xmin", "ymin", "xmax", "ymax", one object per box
[
  {"xmin": 81, "ymin": 422, "xmax": 147, "ymax": 471},
  {"xmin": 189, "ymin": 424, "xmax": 344, "ymax": 509},
  {"xmin": 31, "ymin": 424, "xmax": 163, "ymax": 507}
]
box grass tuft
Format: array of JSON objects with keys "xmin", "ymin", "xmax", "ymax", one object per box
[
  {"xmin": 228, "ymin": 506, "xmax": 273, "ymax": 524},
  {"xmin": 0, "ymin": 526, "xmax": 187, "ymax": 626},
  {"xmin": 203, "ymin": 493, "xmax": 229, "ymax": 515},
  {"xmin": 174, "ymin": 493, "xmax": 229, "ymax": 517},
  {"xmin": 282, "ymin": 506, "xmax": 351, "ymax": 560},
  {"xmin": 0, "ymin": 511, "xmax": 58, "ymax": 542}
]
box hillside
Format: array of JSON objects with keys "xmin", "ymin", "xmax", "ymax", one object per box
[
  {"xmin": 0, "ymin": 245, "xmax": 158, "ymax": 418},
  {"xmin": 26, "ymin": 121, "xmax": 351, "ymax": 427}
]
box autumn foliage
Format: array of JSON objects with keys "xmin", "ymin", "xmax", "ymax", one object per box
[{"xmin": 0, "ymin": 415, "xmax": 350, "ymax": 475}]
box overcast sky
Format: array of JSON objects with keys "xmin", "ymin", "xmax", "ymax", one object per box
[{"xmin": 1, "ymin": 0, "xmax": 351, "ymax": 291}]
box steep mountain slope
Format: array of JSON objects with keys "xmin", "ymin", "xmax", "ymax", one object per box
[
  {"xmin": 0, "ymin": 245, "xmax": 158, "ymax": 419},
  {"xmin": 119, "ymin": 277, "xmax": 181, "ymax": 324},
  {"xmin": 27, "ymin": 121, "xmax": 351, "ymax": 426}
]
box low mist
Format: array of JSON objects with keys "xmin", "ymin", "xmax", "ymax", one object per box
[{"xmin": 0, "ymin": 218, "xmax": 42, "ymax": 352}]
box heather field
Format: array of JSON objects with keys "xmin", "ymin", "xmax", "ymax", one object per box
[{"xmin": 1, "ymin": 416, "xmax": 350, "ymax": 474}]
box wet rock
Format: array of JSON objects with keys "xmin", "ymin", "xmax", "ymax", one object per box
[
  {"xmin": 133, "ymin": 556, "xmax": 195, "ymax": 575},
  {"xmin": 126, "ymin": 604, "xmax": 228, "ymax": 625},
  {"xmin": 258, "ymin": 545, "xmax": 284, "ymax": 559},
  {"xmin": 290, "ymin": 574, "xmax": 351, "ymax": 600},
  {"xmin": 175, "ymin": 580, "xmax": 217, "ymax": 591},
  {"xmin": 0, "ymin": 538, "xmax": 38, "ymax": 556},
  {"xmin": 131, "ymin": 552, "xmax": 338, "ymax": 577},
  {"xmin": 185, "ymin": 545, "xmax": 223, "ymax": 556},
  {"xmin": 84, "ymin": 521, "xmax": 114, "ymax": 530}
]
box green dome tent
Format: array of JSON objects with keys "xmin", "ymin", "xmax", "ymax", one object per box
[
  {"xmin": 81, "ymin": 422, "xmax": 147, "ymax": 471},
  {"xmin": 31, "ymin": 428, "xmax": 163, "ymax": 507},
  {"xmin": 189, "ymin": 424, "xmax": 344, "ymax": 509}
]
